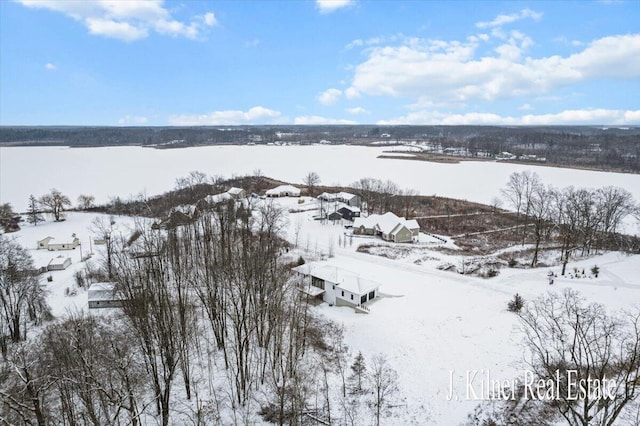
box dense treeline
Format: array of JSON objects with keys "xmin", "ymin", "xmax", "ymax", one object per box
[
  {"xmin": 0, "ymin": 197, "xmax": 400, "ymax": 424},
  {"xmin": 501, "ymin": 171, "xmax": 640, "ymax": 268},
  {"xmin": 1, "ymin": 125, "xmax": 639, "ymax": 171}
]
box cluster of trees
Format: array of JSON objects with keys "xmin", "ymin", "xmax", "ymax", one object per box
[
  {"xmin": 501, "ymin": 171, "xmax": 638, "ymax": 269},
  {"xmin": 0, "ymin": 237, "xmax": 50, "ymax": 353},
  {"xmin": 351, "ymin": 177, "xmax": 419, "ymax": 217},
  {"xmin": 472, "ymin": 289, "xmax": 640, "ymax": 425},
  {"xmin": 1, "ymin": 199, "xmax": 401, "ymax": 425},
  {"xmin": 23, "ymin": 189, "xmax": 95, "ymax": 226}
]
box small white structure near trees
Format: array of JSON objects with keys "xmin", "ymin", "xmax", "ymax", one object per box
[
  {"xmin": 47, "ymin": 255, "xmax": 71, "ymax": 271},
  {"xmin": 38, "ymin": 235, "xmax": 80, "ymax": 251},
  {"xmin": 266, "ymin": 185, "xmax": 301, "ymax": 197},
  {"xmin": 88, "ymin": 282, "xmax": 126, "ymax": 309},
  {"xmin": 227, "ymin": 187, "xmax": 246, "ymax": 199}
]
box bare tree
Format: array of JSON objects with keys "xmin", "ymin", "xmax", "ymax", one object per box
[
  {"xmin": 91, "ymin": 216, "xmax": 117, "ymax": 279},
  {"xmin": 76, "ymin": 194, "xmax": 95, "ymax": 210},
  {"xmin": 518, "ymin": 289, "xmax": 640, "ymax": 426},
  {"xmin": 595, "ymin": 186, "xmax": 635, "ymax": 239},
  {"xmin": 0, "ymin": 236, "xmax": 50, "ymax": 342},
  {"xmin": 303, "ymin": 172, "xmax": 321, "ymax": 195},
  {"xmin": 39, "ymin": 189, "xmax": 71, "ymax": 221},
  {"xmin": 368, "ymin": 354, "xmax": 399, "ymax": 426},
  {"xmin": 0, "ymin": 341, "xmax": 52, "ymax": 426},
  {"xmin": 501, "ymin": 171, "xmax": 540, "ymax": 243},
  {"xmin": 529, "ymin": 184, "xmax": 552, "ymax": 267}
]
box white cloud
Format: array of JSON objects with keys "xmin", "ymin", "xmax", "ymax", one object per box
[
  {"xmin": 44, "ymin": 63, "xmax": 56, "ymax": 71},
  {"xmin": 294, "ymin": 115, "xmax": 357, "ymax": 125},
  {"xmin": 317, "ymin": 88, "xmax": 342, "ymax": 105},
  {"xmin": 316, "ymin": 0, "xmax": 354, "ymax": 14},
  {"xmin": 518, "ymin": 103, "xmax": 533, "ymax": 111},
  {"xmin": 345, "ymin": 106, "xmax": 369, "ymax": 115},
  {"xmin": 85, "ymin": 17, "xmax": 148, "ymax": 41},
  {"xmin": 202, "ymin": 12, "xmax": 217, "ymax": 26},
  {"xmin": 168, "ymin": 106, "xmax": 282, "ymax": 125},
  {"xmin": 344, "ymin": 87, "xmax": 360, "ymax": 99},
  {"xmin": 118, "ymin": 115, "xmax": 148, "ymax": 125},
  {"xmin": 343, "ymin": 33, "xmax": 640, "ymax": 104},
  {"xmin": 16, "ymin": 0, "xmax": 216, "ymax": 41},
  {"xmin": 378, "ymin": 108, "xmax": 640, "ymax": 125},
  {"xmin": 476, "ymin": 8, "xmax": 542, "ymax": 29}
]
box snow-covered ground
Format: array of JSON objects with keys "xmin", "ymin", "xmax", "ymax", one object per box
[
  {"xmin": 4, "ymin": 189, "xmax": 640, "ymax": 424},
  {"xmin": 269, "ymin": 197, "xmax": 640, "ymax": 424},
  {"xmin": 9, "ymin": 212, "xmax": 137, "ymax": 317},
  {"xmin": 2, "ymin": 145, "xmax": 640, "ymax": 235}
]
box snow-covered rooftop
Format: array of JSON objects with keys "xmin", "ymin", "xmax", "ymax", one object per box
[
  {"xmin": 266, "ymin": 184, "xmax": 300, "ymax": 195},
  {"xmin": 339, "ymin": 205, "xmax": 361, "ymax": 213},
  {"xmin": 87, "ymin": 282, "xmax": 123, "ymax": 302},
  {"xmin": 172, "ymin": 204, "xmax": 197, "ymax": 216},
  {"xmin": 48, "ymin": 255, "xmax": 70, "ymax": 266},
  {"xmin": 354, "ymin": 212, "xmax": 419, "ymax": 234},
  {"xmin": 227, "ymin": 187, "xmax": 244, "ymax": 196},
  {"xmin": 204, "ymin": 192, "xmax": 233, "ymax": 204},
  {"xmin": 293, "ymin": 262, "xmax": 380, "ymax": 296}
]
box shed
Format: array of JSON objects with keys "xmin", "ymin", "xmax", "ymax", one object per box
[
  {"xmin": 47, "ymin": 255, "xmax": 71, "ymax": 271},
  {"xmin": 88, "ymin": 283, "xmax": 126, "ymax": 309}
]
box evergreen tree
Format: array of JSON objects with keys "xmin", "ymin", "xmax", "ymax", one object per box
[
  {"xmin": 349, "ymin": 352, "xmax": 367, "ymax": 394},
  {"xmin": 26, "ymin": 195, "xmax": 44, "ymax": 226}
]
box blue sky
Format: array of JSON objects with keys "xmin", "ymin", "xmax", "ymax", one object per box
[{"xmin": 0, "ymin": 0, "xmax": 638, "ymax": 126}]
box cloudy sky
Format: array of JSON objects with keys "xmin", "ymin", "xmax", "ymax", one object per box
[{"xmin": 0, "ymin": 0, "xmax": 638, "ymax": 126}]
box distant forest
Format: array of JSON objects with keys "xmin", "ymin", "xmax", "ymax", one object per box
[{"xmin": 1, "ymin": 125, "xmax": 639, "ymax": 172}]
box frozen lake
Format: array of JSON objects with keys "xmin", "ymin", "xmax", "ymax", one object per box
[{"xmin": 2, "ymin": 144, "xmax": 640, "ymax": 234}]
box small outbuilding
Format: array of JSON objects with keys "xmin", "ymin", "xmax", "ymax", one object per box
[
  {"xmin": 47, "ymin": 255, "xmax": 71, "ymax": 271},
  {"xmin": 88, "ymin": 283, "xmax": 126, "ymax": 309}
]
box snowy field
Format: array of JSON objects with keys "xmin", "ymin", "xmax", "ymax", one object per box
[
  {"xmin": 2, "ymin": 144, "xmax": 640, "ymax": 235},
  {"xmin": 3, "ymin": 146, "xmax": 640, "ymax": 424},
  {"xmin": 275, "ymin": 197, "xmax": 640, "ymax": 424},
  {"xmin": 5, "ymin": 197, "xmax": 640, "ymax": 424}
]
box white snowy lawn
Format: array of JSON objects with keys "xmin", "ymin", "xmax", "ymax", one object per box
[
  {"xmin": 272, "ymin": 196, "xmax": 640, "ymax": 425},
  {"xmin": 5, "ymin": 197, "xmax": 639, "ymax": 424}
]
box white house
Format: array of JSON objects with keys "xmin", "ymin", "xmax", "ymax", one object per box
[
  {"xmin": 227, "ymin": 187, "xmax": 246, "ymax": 199},
  {"xmin": 337, "ymin": 192, "xmax": 360, "ymax": 206},
  {"xmin": 318, "ymin": 192, "xmax": 338, "ymax": 202},
  {"xmin": 47, "ymin": 255, "xmax": 71, "ymax": 271},
  {"xmin": 317, "ymin": 191, "xmax": 360, "ymax": 207},
  {"xmin": 353, "ymin": 212, "xmax": 420, "ymax": 243},
  {"xmin": 38, "ymin": 235, "xmax": 80, "ymax": 251},
  {"xmin": 171, "ymin": 204, "xmax": 198, "ymax": 217},
  {"xmin": 292, "ymin": 262, "xmax": 380, "ymax": 311},
  {"xmin": 88, "ymin": 282, "xmax": 126, "ymax": 309},
  {"xmin": 204, "ymin": 192, "xmax": 233, "ymax": 205},
  {"xmin": 266, "ymin": 185, "xmax": 301, "ymax": 197}
]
